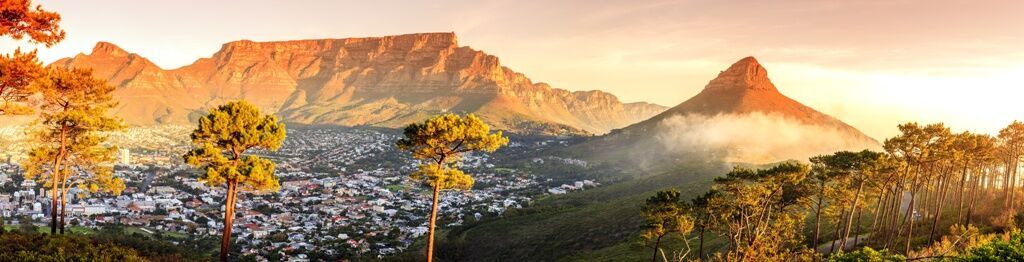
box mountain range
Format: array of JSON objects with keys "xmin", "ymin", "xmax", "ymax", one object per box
[{"xmin": 51, "ymin": 33, "xmax": 666, "ymax": 135}]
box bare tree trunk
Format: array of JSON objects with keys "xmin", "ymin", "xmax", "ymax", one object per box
[
  {"xmin": 1011, "ymin": 160, "xmax": 1017, "ymax": 210},
  {"xmin": 872, "ymin": 189, "xmax": 887, "ymax": 233},
  {"xmin": 831, "ymin": 208, "xmax": 846, "ymax": 254},
  {"xmin": 651, "ymin": 234, "xmax": 664, "ymax": 262},
  {"xmin": 854, "ymin": 207, "xmax": 864, "ymax": 248},
  {"xmin": 812, "ymin": 180, "xmax": 825, "ymax": 248},
  {"xmin": 957, "ymin": 161, "xmax": 969, "ymax": 224},
  {"xmin": 59, "ymin": 193, "xmax": 67, "ymax": 234},
  {"xmin": 905, "ymin": 189, "xmax": 918, "ymax": 255},
  {"xmin": 220, "ymin": 180, "xmax": 237, "ymax": 262},
  {"xmin": 967, "ymin": 167, "xmax": 983, "ymax": 226},
  {"xmin": 426, "ymin": 183, "xmax": 441, "ymax": 262},
  {"xmin": 840, "ymin": 181, "xmax": 865, "ymax": 250},
  {"xmin": 928, "ymin": 173, "xmax": 951, "ymax": 244}
]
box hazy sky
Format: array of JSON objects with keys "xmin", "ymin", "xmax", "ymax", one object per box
[{"xmin": 3, "ymin": 0, "xmax": 1023, "ymax": 139}]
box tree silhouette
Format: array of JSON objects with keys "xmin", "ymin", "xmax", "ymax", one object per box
[
  {"xmin": 183, "ymin": 100, "xmax": 286, "ymax": 262},
  {"xmin": 396, "ymin": 113, "xmax": 507, "ymax": 262}
]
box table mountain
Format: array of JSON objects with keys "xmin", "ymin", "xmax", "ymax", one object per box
[{"xmin": 51, "ymin": 33, "xmax": 665, "ymax": 135}]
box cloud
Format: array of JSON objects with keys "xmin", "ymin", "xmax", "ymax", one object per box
[{"xmin": 654, "ymin": 112, "xmax": 879, "ymax": 164}]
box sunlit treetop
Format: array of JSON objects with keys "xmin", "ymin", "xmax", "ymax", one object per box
[
  {"xmin": 0, "ymin": 0, "xmax": 65, "ymax": 46},
  {"xmin": 19, "ymin": 67, "xmax": 125, "ymax": 197},
  {"xmin": 0, "ymin": 49, "xmax": 44, "ymax": 115},
  {"xmin": 640, "ymin": 189, "xmax": 693, "ymax": 240},
  {"xmin": 31, "ymin": 67, "xmax": 121, "ymax": 136},
  {"xmin": 397, "ymin": 114, "xmax": 508, "ymax": 190},
  {"xmin": 397, "ymin": 113, "xmax": 508, "ymax": 163},
  {"xmin": 183, "ymin": 100, "xmax": 286, "ymax": 191}
]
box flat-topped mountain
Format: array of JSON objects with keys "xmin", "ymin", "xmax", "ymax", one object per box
[{"xmin": 52, "ymin": 33, "xmax": 666, "ymax": 135}]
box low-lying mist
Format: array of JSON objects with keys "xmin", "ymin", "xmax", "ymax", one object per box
[{"xmin": 654, "ymin": 112, "xmax": 880, "ymax": 164}]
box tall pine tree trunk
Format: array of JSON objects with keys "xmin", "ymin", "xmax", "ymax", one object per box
[
  {"xmin": 840, "ymin": 181, "xmax": 865, "ymax": 250},
  {"xmin": 220, "ymin": 180, "xmax": 237, "ymax": 262},
  {"xmin": 426, "ymin": 183, "xmax": 441, "ymax": 262},
  {"xmin": 904, "ymin": 188, "xmax": 918, "ymax": 255},
  {"xmin": 59, "ymin": 193, "xmax": 67, "ymax": 234},
  {"xmin": 928, "ymin": 173, "xmax": 951, "ymax": 244},
  {"xmin": 812, "ymin": 180, "xmax": 825, "ymax": 248},
  {"xmin": 651, "ymin": 234, "xmax": 663, "ymax": 262}
]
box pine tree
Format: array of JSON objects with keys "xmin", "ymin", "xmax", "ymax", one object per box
[
  {"xmin": 21, "ymin": 67, "xmax": 125, "ymax": 235},
  {"xmin": 640, "ymin": 189, "xmax": 694, "ymax": 262},
  {"xmin": 183, "ymin": 100, "xmax": 286, "ymax": 262},
  {"xmin": 396, "ymin": 113, "xmax": 508, "ymax": 262}
]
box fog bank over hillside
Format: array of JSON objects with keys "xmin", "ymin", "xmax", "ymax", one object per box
[{"xmin": 655, "ymin": 112, "xmax": 881, "ymax": 164}]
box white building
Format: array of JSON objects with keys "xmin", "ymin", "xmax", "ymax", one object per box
[{"xmin": 119, "ymin": 148, "xmax": 131, "ymax": 166}]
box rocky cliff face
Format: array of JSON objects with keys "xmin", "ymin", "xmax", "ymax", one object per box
[{"xmin": 52, "ymin": 33, "xmax": 666, "ymax": 135}]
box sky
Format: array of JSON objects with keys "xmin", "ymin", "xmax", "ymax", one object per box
[{"xmin": 2, "ymin": 0, "xmax": 1023, "ymax": 139}]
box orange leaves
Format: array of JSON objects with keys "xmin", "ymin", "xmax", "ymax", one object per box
[{"xmin": 0, "ymin": 0, "xmax": 65, "ymax": 46}]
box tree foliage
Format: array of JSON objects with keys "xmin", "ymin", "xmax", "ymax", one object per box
[
  {"xmin": 396, "ymin": 113, "xmax": 508, "ymax": 262},
  {"xmin": 397, "ymin": 113, "xmax": 508, "ymax": 190},
  {"xmin": 640, "ymin": 189, "xmax": 694, "ymax": 262},
  {"xmin": 0, "ymin": 0, "xmax": 65, "ymax": 46},
  {"xmin": 183, "ymin": 100, "xmax": 286, "ymax": 191},
  {"xmin": 183, "ymin": 100, "xmax": 286, "ymax": 262},
  {"xmin": 0, "ymin": 48, "xmax": 43, "ymax": 115},
  {"xmin": 20, "ymin": 67, "xmax": 125, "ymax": 234},
  {"xmin": 0, "ymin": 0, "xmax": 63, "ymax": 116},
  {"xmin": 700, "ymin": 162, "xmax": 814, "ymax": 261}
]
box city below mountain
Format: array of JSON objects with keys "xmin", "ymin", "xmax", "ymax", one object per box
[{"xmin": 51, "ymin": 33, "xmax": 667, "ymax": 135}]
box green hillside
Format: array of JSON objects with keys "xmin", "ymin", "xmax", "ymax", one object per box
[{"xmin": 436, "ymin": 161, "xmax": 729, "ymax": 261}]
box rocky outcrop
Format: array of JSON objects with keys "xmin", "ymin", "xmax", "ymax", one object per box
[{"xmin": 52, "ymin": 33, "xmax": 666, "ymax": 135}]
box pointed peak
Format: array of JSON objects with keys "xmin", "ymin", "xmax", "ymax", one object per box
[
  {"xmin": 92, "ymin": 41, "xmax": 129, "ymax": 57},
  {"xmin": 702, "ymin": 56, "xmax": 777, "ymax": 92}
]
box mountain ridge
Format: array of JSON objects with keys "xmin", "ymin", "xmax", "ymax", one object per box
[{"xmin": 50, "ymin": 33, "xmax": 666, "ymax": 135}]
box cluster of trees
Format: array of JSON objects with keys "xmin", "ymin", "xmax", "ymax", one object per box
[
  {"xmin": 1, "ymin": 0, "xmax": 126, "ymax": 237},
  {"xmin": 640, "ymin": 121, "xmax": 1024, "ymax": 261}
]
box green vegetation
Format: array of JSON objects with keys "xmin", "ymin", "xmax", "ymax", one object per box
[
  {"xmin": 396, "ymin": 113, "xmax": 509, "ymax": 262},
  {"xmin": 183, "ymin": 100, "xmax": 287, "ymax": 261},
  {"xmin": 438, "ymin": 162, "xmax": 726, "ymax": 261},
  {"xmin": 0, "ymin": 227, "xmax": 213, "ymax": 261},
  {"xmin": 436, "ymin": 121, "xmax": 1024, "ymax": 261},
  {"xmin": 21, "ymin": 66, "xmax": 126, "ymax": 235}
]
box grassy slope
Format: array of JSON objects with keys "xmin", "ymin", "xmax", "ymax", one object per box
[{"xmin": 439, "ymin": 162, "xmax": 728, "ymax": 261}]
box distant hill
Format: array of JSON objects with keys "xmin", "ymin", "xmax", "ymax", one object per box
[
  {"xmin": 50, "ymin": 33, "xmax": 666, "ymax": 135},
  {"xmin": 568, "ymin": 56, "xmax": 879, "ymax": 166}
]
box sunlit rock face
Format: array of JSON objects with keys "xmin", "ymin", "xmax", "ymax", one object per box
[{"xmin": 52, "ymin": 33, "xmax": 666, "ymax": 135}]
